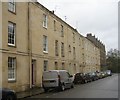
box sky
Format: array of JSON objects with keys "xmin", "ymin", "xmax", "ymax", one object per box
[{"xmin": 38, "ymin": 0, "xmax": 119, "ymax": 52}]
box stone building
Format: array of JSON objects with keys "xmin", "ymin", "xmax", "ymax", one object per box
[
  {"xmin": 86, "ymin": 33, "xmax": 106, "ymax": 70},
  {"xmin": 82, "ymin": 37, "xmax": 100, "ymax": 73},
  {"xmin": 0, "ymin": 1, "xmax": 101, "ymax": 92}
]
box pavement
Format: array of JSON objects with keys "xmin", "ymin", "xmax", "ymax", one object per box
[{"xmin": 16, "ymin": 87, "xmax": 44, "ymax": 99}]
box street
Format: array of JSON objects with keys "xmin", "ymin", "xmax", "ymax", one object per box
[{"xmin": 23, "ymin": 74, "xmax": 118, "ymax": 99}]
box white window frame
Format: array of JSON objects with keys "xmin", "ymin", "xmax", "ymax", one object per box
[
  {"xmin": 8, "ymin": 0, "xmax": 16, "ymax": 13},
  {"xmin": 43, "ymin": 14, "xmax": 48, "ymax": 28},
  {"xmin": 8, "ymin": 22, "xmax": 16, "ymax": 46},
  {"xmin": 44, "ymin": 60, "xmax": 48, "ymax": 71},
  {"xmin": 43, "ymin": 35, "xmax": 48, "ymax": 53},
  {"xmin": 55, "ymin": 40, "xmax": 59, "ymax": 56},
  {"xmin": 8, "ymin": 57, "xmax": 16, "ymax": 81}
]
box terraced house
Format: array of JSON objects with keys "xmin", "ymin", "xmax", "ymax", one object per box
[{"xmin": 0, "ymin": 1, "xmax": 104, "ymax": 92}]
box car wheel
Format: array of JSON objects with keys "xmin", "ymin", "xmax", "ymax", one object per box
[
  {"xmin": 71, "ymin": 83, "xmax": 74, "ymax": 88},
  {"xmin": 6, "ymin": 95, "xmax": 14, "ymax": 100},
  {"xmin": 61, "ymin": 84, "xmax": 65, "ymax": 91},
  {"xmin": 85, "ymin": 80, "xmax": 87, "ymax": 83},
  {"xmin": 44, "ymin": 88, "xmax": 48, "ymax": 92}
]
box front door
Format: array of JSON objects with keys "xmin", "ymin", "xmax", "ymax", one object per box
[{"xmin": 32, "ymin": 59, "xmax": 36, "ymax": 87}]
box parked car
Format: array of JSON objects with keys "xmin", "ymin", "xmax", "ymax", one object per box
[
  {"xmin": 95, "ymin": 71, "xmax": 101, "ymax": 79},
  {"xmin": 42, "ymin": 70, "xmax": 74, "ymax": 92},
  {"xmin": 84, "ymin": 73, "xmax": 92, "ymax": 82},
  {"xmin": 73, "ymin": 73, "xmax": 87, "ymax": 84},
  {"xmin": 0, "ymin": 88, "xmax": 17, "ymax": 100},
  {"xmin": 99, "ymin": 71, "xmax": 106, "ymax": 78},
  {"xmin": 88, "ymin": 72, "xmax": 98, "ymax": 81},
  {"xmin": 103, "ymin": 71, "xmax": 108, "ymax": 77},
  {"xmin": 106, "ymin": 70, "xmax": 112, "ymax": 76}
]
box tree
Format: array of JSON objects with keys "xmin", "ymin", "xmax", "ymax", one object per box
[{"xmin": 106, "ymin": 49, "xmax": 120, "ymax": 73}]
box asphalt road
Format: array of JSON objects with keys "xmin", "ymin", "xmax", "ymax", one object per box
[{"xmin": 24, "ymin": 74, "xmax": 118, "ymax": 98}]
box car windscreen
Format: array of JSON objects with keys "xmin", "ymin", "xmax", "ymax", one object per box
[{"xmin": 43, "ymin": 71, "xmax": 58, "ymax": 79}]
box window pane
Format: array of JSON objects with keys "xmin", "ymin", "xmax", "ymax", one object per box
[
  {"xmin": 8, "ymin": 22, "xmax": 15, "ymax": 45},
  {"xmin": 8, "ymin": 57, "xmax": 16, "ymax": 80},
  {"xmin": 54, "ymin": 20, "xmax": 56, "ymax": 31},
  {"xmin": 9, "ymin": 0, "xmax": 14, "ymax": 2},
  {"xmin": 8, "ymin": 0, "xmax": 15, "ymax": 12},
  {"xmin": 44, "ymin": 60, "xmax": 48, "ymax": 71},
  {"xmin": 55, "ymin": 40, "xmax": 58, "ymax": 56},
  {"xmin": 61, "ymin": 25, "xmax": 64, "ymax": 36},
  {"xmin": 43, "ymin": 36, "xmax": 48, "ymax": 52},
  {"xmin": 61, "ymin": 42, "xmax": 64, "ymax": 57},
  {"xmin": 43, "ymin": 14, "xmax": 47, "ymax": 28}
]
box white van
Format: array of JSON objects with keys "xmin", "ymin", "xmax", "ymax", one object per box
[{"xmin": 42, "ymin": 70, "xmax": 74, "ymax": 92}]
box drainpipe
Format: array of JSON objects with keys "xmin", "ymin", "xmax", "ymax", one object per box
[
  {"xmin": 28, "ymin": 2, "xmax": 32, "ymax": 89},
  {"xmin": 0, "ymin": 1, "xmax": 2, "ymax": 90}
]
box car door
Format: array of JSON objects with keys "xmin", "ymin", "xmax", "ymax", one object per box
[
  {"xmin": 60, "ymin": 71, "xmax": 69, "ymax": 88},
  {"xmin": 66, "ymin": 72, "xmax": 73, "ymax": 88}
]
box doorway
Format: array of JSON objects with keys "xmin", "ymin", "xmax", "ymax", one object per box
[{"xmin": 31, "ymin": 59, "xmax": 36, "ymax": 87}]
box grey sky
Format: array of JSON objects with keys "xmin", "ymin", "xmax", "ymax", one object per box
[{"xmin": 38, "ymin": 0, "xmax": 118, "ymax": 52}]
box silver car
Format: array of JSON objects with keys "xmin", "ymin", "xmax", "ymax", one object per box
[{"xmin": 42, "ymin": 70, "xmax": 74, "ymax": 92}]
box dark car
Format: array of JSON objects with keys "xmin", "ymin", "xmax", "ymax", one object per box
[
  {"xmin": 0, "ymin": 88, "xmax": 17, "ymax": 100},
  {"xmin": 88, "ymin": 72, "xmax": 98, "ymax": 81},
  {"xmin": 84, "ymin": 73, "xmax": 92, "ymax": 82},
  {"xmin": 73, "ymin": 73, "xmax": 88, "ymax": 84}
]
